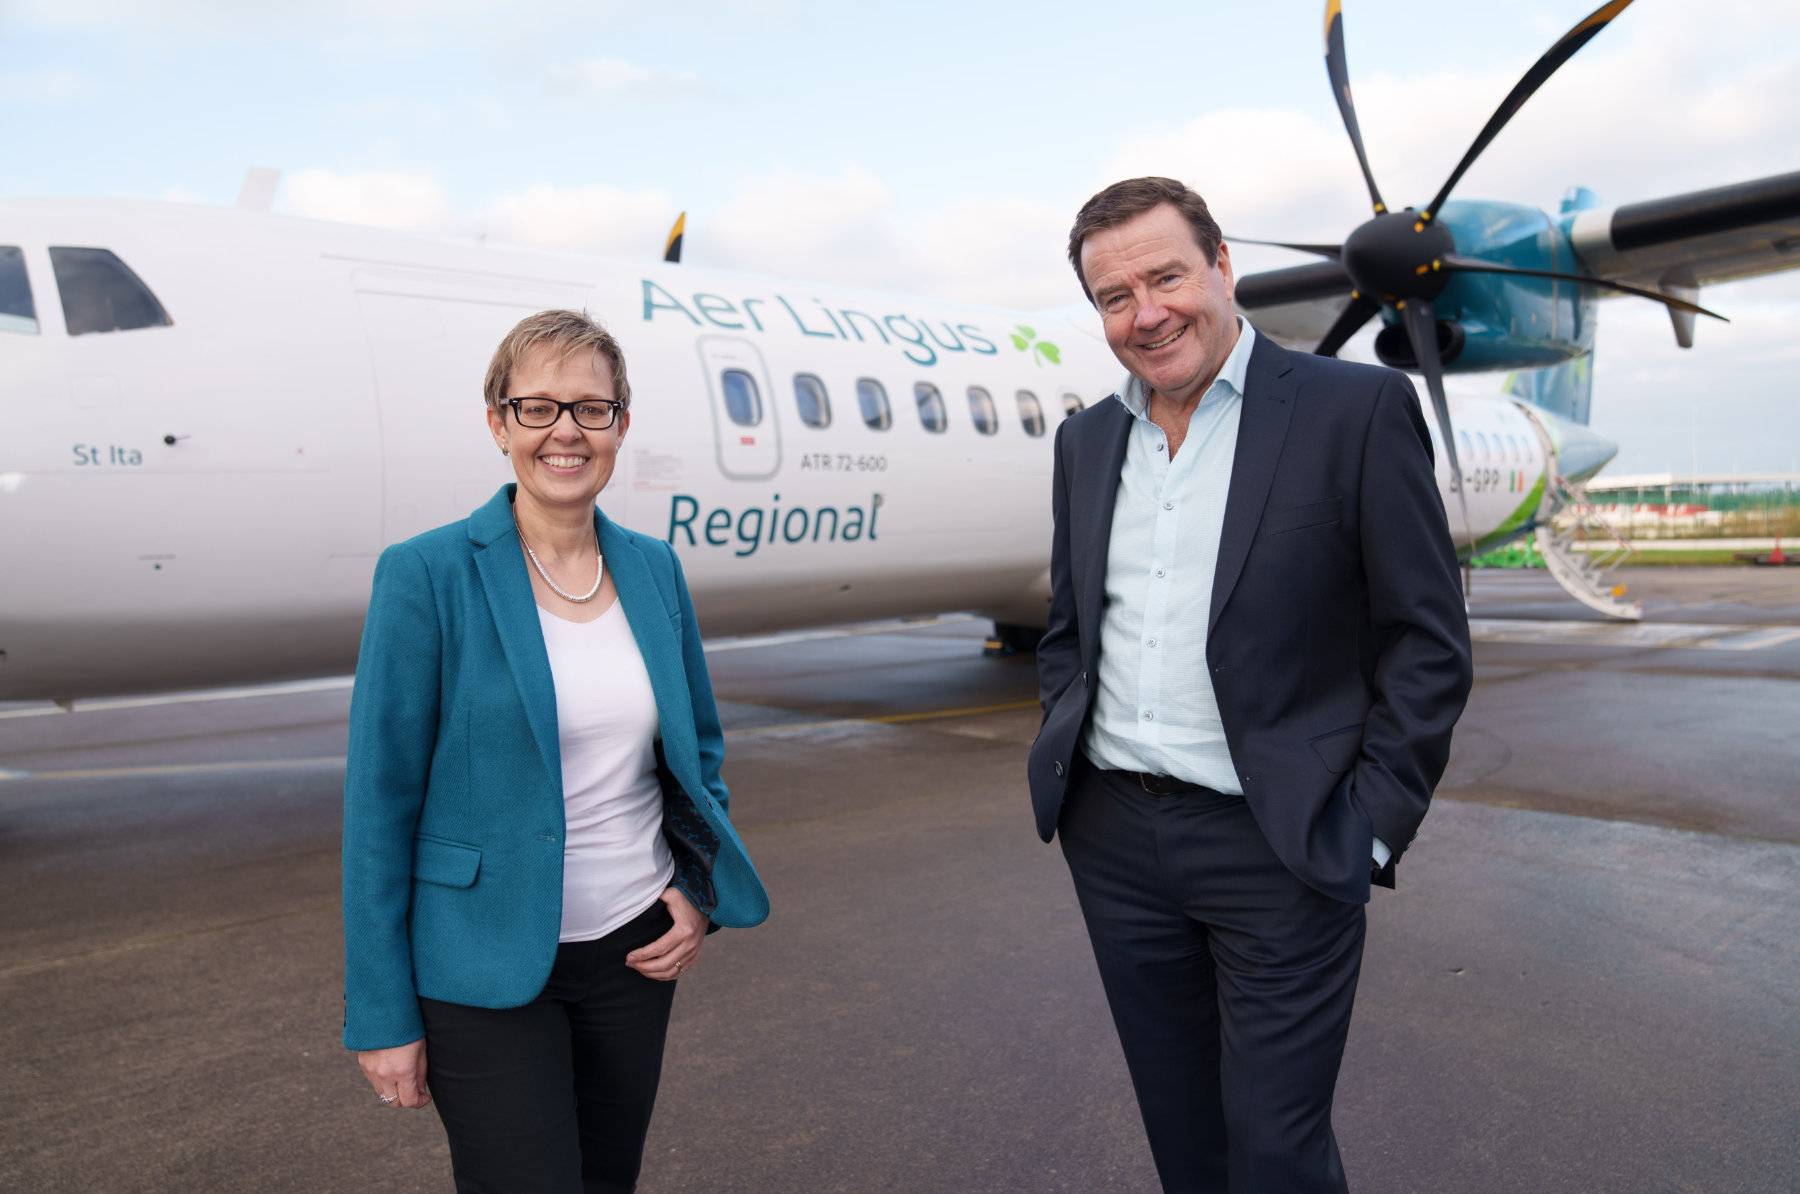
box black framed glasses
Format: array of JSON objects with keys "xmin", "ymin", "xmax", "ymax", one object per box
[{"xmin": 500, "ymin": 397, "xmax": 624, "ymax": 430}]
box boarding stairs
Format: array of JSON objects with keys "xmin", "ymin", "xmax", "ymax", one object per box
[{"xmin": 1534, "ymin": 472, "xmax": 1642, "ymax": 620}]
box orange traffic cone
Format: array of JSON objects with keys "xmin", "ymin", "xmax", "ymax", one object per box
[{"xmin": 1771, "ymin": 536, "xmax": 1787, "ymax": 566}]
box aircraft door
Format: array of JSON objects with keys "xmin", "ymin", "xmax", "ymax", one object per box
[{"xmin": 696, "ymin": 335, "xmax": 781, "ymax": 480}]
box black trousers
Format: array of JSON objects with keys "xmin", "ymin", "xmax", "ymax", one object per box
[
  {"xmin": 419, "ymin": 902, "xmax": 678, "ymax": 1194},
  {"xmin": 1058, "ymin": 761, "xmax": 1365, "ymax": 1194}
]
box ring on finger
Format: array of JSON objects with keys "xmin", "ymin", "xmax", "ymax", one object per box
[
  {"xmin": 673, "ymin": 959, "xmax": 685, "ymax": 975},
  {"xmin": 379, "ymin": 1094, "xmax": 398, "ymax": 1105}
]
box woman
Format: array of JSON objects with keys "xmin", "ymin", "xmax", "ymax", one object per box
[{"xmin": 342, "ymin": 309, "xmax": 768, "ymax": 1193}]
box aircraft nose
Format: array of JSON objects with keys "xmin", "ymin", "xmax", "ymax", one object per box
[{"xmin": 1543, "ymin": 412, "xmax": 1619, "ymax": 483}]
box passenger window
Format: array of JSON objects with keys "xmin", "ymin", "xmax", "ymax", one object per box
[
  {"xmin": 794, "ymin": 373, "xmax": 830, "ymax": 428},
  {"xmin": 914, "ymin": 383, "xmax": 948, "ymax": 433},
  {"xmin": 1475, "ymin": 431, "xmax": 1491, "ymax": 460},
  {"xmin": 1017, "ymin": 390, "xmax": 1046, "ymax": 438},
  {"xmin": 967, "ymin": 386, "xmax": 999, "ymax": 435},
  {"xmin": 1062, "ymin": 393, "xmax": 1084, "ymax": 418},
  {"xmin": 857, "ymin": 378, "xmax": 892, "ymax": 431},
  {"xmin": 0, "ymin": 247, "xmax": 38, "ymax": 334},
  {"xmin": 49, "ymin": 247, "xmax": 172, "ymax": 335},
  {"xmin": 1458, "ymin": 431, "xmax": 1473, "ymax": 461},
  {"xmin": 721, "ymin": 369, "xmax": 763, "ymax": 427}
]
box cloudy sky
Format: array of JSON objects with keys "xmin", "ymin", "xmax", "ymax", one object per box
[{"xmin": 5, "ymin": 0, "xmax": 1797, "ymax": 474}]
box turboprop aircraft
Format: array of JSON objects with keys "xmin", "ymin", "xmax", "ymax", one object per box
[
  {"xmin": 1229, "ymin": 0, "xmax": 1800, "ymax": 615},
  {"xmin": 2, "ymin": 0, "xmax": 1798, "ymax": 701}
]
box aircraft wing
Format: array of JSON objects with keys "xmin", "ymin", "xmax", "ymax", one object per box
[
  {"xmin": 1231, "ymin": 258, "xmax": 1354, "ymax": 351},
  {"xmin": 1570, "ymin": 170, "xmax": 1800, "ymax": 291}
]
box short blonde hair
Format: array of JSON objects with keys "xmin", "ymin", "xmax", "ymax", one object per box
[{"xmin": 483, "ymin": 309, "xmax": 631, "ymax": 413}]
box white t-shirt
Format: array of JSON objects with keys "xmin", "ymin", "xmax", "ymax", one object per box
[{"xmin": 537, "ymin": 600, "xmax": 675, "ymax": 942}]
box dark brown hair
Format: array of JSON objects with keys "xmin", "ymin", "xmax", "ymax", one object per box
[{"xmin": 1067, "ymin": 176, "xmax": 1223, "ymax": 304}]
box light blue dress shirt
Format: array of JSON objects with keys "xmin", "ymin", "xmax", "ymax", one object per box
[
  {"xmin": 1082, "ymin": 321, "xmax": 1255, "ymax": 794},
  {"xmin": 1081, "ymin": 320, "xmax": 1392, "ymax": 870}
]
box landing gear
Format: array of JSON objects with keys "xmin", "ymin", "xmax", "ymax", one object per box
[{"xmin": 983, "ymin": 622, "xmax": 1043, "ymax": 657}]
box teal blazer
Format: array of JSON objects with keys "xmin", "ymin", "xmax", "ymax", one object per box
[{"xmin": 342, "ymin": 485, "xmax": 769, "ymax": 1051}]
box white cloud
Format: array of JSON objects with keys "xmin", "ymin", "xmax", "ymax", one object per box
[
  {"xmin": 1082, "ymin": 0, "xmax": 1800, "ymax": 473},
  {"xmin": 2, "ymin": 0, "xmax": 568, "ymax": 33},
  {"xmin": 912, "ymin": 195, "xmax": 1083, "ymax": 309},
  {"xmin": 703, "ymin": 168, "xmax": 908, "ymax": 279},
  {"xmin": 1098, "ymin": 0, "xmax": 1800, "ymax": 258},
  {"xmin": 545, "ymin": 57, "xmax": 702, "ymax": 102},
  {"xmin": 1343, "ymin": 3, "xmax": 1800, "ymax": 211},
  {"xmin": 315, "ymin": 165, "xmax": 1084, "ymax": 310},
  {"xmin": 255, "ymin": 0, "xmax": 1800, "ymax": 404},
  {"xmin": 0, "ymin": 0, "xmax": 636, "ymax": 70},
  {"xmin": 1099, "ymin": 107, "xmax": 1370, "ymax": 248},
  {"xmin": 281, "ymin": 168, "xmax": 460, "ymax": 233},
  {"xmin": 689, "ymin": 169, "xmax": 1081, "ymax": 309},
  {"xmin": 457, "ymin": 168, "xmax": 924, "ymax": 289},
  {"xmin": 1591, "ymin": 272, "xmax": 1800, "ymax": 475},
  {"xmin": 478, "ymin": 183, "xmax": 679, "ymax": 256},
  {"xmin": 274, "ymin": 169, "xmax": 681, "ymax": 260}
]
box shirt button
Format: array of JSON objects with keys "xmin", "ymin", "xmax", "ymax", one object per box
[
  {"xmin": 1147, "ymin": 638, "xmax": 1156, "ymax": 647},
  {"xmin": 1142, "ymin": 710, "xmax": 1154, "ymax": 721},
  {"xmin": 1157, "ymin": 443, "xmax": 1166, "ymax": 452},
  {"xmin": 1163, "ymin": 501, "xmax": 1174, "ymax": 511},
  {"xmin": 1155, "ymin": 568, "xmax": 1166, "ymax": 578}
]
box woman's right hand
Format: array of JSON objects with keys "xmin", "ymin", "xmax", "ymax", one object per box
[{"xmin": 358, "ymin": 1038, "xmax": 431, "ymax": 1109}]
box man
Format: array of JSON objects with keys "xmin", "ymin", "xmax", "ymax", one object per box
[{"xmin": 1029, "ymin": 176, "xmax": 1472, "ymax": 1193}]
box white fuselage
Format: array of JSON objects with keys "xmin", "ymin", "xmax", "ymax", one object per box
[{"xmin": 0, "ymin": 200, "xmax": 1593, "ymax": 699}]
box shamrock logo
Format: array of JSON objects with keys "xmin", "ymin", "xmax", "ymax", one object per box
[{"xmin": 1010, "ymin": 324, "xmax": 1062, "ymax": 367}]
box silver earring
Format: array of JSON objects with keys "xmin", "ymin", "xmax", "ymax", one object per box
[{"xmin": 500, "ymin": 445, "xmax": 509, "ymax": 457}]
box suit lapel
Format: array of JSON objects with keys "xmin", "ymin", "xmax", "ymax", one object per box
[
  {"xmin": 1076, "ymin": 400, "xmax": 1133, "ymax": 670},
  {"xmin": 598, "ymin": 513, "xmax": 694, "ymax": 767},
  {"xmin": 1209, "ymin": 336, "xmax": 1296, "ymax": 634},
  {"xmin": 469, "ymin": 487, "xmax": 562, "ymax": 790}
]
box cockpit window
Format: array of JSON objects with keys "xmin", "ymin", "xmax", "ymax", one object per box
[
  {"xmin": 0, "ymin": 247, "xmax": 37, "ymax": 335},
  {"xmin": 49, "ymin": 247, "xmax": 173, "ymax": 335}
]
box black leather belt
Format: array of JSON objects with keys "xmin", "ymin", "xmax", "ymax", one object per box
[{"xmin": 1125, "ymin": 770, "xmax": 1207, "ymax": 797}]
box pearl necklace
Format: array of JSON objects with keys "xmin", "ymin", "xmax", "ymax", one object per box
[{"xmin": 515, "ymin": 515, "xmax": 604, "ymax": 603}]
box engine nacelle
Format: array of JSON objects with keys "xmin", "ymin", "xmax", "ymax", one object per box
[
  {"xmin": 1373, "ymin": 319, "xmax": 1466, "ymax": 370},
  {"xmin": 1377, "ymin": 198, "xmax": 1604, "ymax": 374}
]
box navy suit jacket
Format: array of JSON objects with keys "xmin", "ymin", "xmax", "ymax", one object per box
[
  {"xmin": 342, "ymin": 485, "xmax": 769, "ymax": 1051},
  {"xmin": 1027, "ymin": 333, "xmax": 1472, "ymax": 904}
]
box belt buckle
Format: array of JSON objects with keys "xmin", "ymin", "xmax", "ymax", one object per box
[{"xmin": 1138, "ymin": 772, "xmax": 1176, "ymax": 797}]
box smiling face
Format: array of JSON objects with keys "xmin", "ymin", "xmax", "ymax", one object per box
[
  {"xmin": 486, "ymin": 345, "xmax": 629, "ymax": 516},
  {"xmin": 1080, "ymin": 203, "xmax": 1239, "ymax": 407}
]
